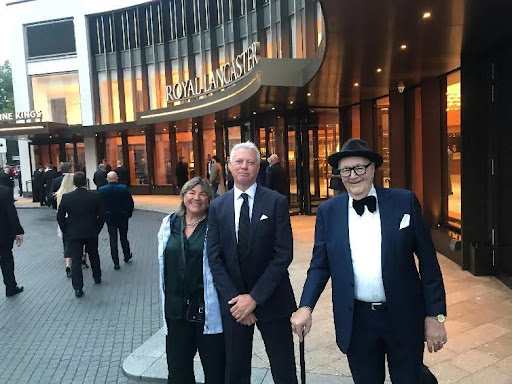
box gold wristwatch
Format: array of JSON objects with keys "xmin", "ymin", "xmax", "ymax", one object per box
[{"xmin": 435, "ymin": 314, "xmax": 446, "ymax": 323}]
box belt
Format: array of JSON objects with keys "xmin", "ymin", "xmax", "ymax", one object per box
[{"xmin": 355, "ymin": 299, "xmax": 388, "ymax": 311}]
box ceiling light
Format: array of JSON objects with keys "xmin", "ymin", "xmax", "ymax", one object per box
[
  {"xmin": 141, "ymin": 130, "xmax": 145, "ymax": 133},
  {"xmin": 271, "ymin": 107, "xmax": 275, "ymax": 110},
  {"xmin": 233, "ymin": 116, "xmax": 236, "ymax": 119},
  {"xmin": 400, "ymin": 44, "xmax": 407, "ymax": 50},
  {"xmin": 422, "ymin": 11, "xmax": 431, "ymax": 19},
  {"xmin": 354, "ymin": 82, "xmax": 359, "ymax": 87},
  {"xmin": 307, "ymin": 93, "xmax": 311, "ymax": 96},
  {"xmin": 163, "ymin": 128, "xmax": 167, "ymax": 131},
  {"xmin": 289, "ymin": 100, "xmax": 294, "ymax": 104},
  {"xmin": 376, "ymin": 68, "xmax": 382, "ymax": 73},
  {"xmin": 253, "ymin": 111, "xmax": 256, "ymax": 115},
  {"xmin": 118, "ymin": 132, "xmax": 121, "ymax": 135},
  {"xmin": 214, "ymin": 119, "xmax": 217, "ymax": 122}
]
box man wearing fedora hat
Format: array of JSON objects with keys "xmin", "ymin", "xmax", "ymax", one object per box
[{"xmin": 291, "ymin": 139, "xmax": 447, "ymax": 383}]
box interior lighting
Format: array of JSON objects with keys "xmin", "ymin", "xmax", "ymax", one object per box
[
  {"xmin": 0, "ymin": 125, "xmax": 45, "ymax": 132},
  {"xmin": 376, "ymin": 68, "xmax": 382, "ymax": 73},
  {"xmin": 253, "ymin": 111, "xmax": 256, "ymax": 115},
  {"xmin": 307, "ymin": 92, "xmax": 311, "ymax": 96},
  {"xmin": 354, "ymin": 82, "xmax": 359, "ymax": 87},
  {"xmin": 290, "ymin": 100, "xmax": 294, "ymax": 104},
  {"xmin": 400, "ymin": 44, "xmax": 407, "ymax": 50},
  {"xmin": 422, "ymin": 12, "xmax": 431, "ymax": 19},
  {"xmin": 271, "ymin": 107, "xmax": 275, "ymax": 110}
]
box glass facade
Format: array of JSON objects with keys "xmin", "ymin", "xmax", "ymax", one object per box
[
  {"xmin": 154, "ymin": 124, "xmax": 172, "ymax": 186},
  {"xmin": 31, "ymin": 73, "xmax": 82, "ymax": 124},
  {"xmin": 446, "ymin": 71, "xmax": 461, "ymax": 221},
  {"xmin": 128, "ymin": 135, "xmax": 149, "ymax": 185}
]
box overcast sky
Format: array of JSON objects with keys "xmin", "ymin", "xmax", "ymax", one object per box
[{"xmin": 0, "ymin": 1, "xmax": 13, "ymax": 64}]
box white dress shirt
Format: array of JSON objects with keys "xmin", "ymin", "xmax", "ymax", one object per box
[
  {"xmin": 348, "ymin": 185, "xmax": 387, "ymax": 302},
  {"xmin": 233, "ymin": 182, "xmax": 257, "ymax": 240}
]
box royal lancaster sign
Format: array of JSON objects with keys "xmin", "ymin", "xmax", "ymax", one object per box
[
  {"xmin": 166, "ymin": 42, "xmax": 260, "ymax": 102},
  {"xmin": 0, "ymin": 110, "xmax": 43, "ymax": 121}
]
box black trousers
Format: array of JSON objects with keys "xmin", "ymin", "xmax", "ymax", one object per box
[
  {"xmin": 347, "ymin": 301, "xmax": 424, "ymax": 384},
  {"xmin": 107, "ymin": 218, "xmax": 131, "ymax": 265},
  {"xmin": 166, "ymin": 318, "xmax": 225, "ymax": 384},
  {"xmin": 222, "ymin": 315, "xmax": 297, "ymax": 384},
  {"xmin": 0, "ymin": 240, "xmax": 17, "ymax": 292},
  {"xmin": 68, "ymin": 237, "xmax": 101, "ymax": 291}
]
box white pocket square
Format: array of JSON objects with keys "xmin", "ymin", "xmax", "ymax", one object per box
[
  {"xmin": 399, "ymin": 214, "xmax": 410, "ymax": 229},
  {"xmin": 260, "ymin": 214, "xmax": 268, "ymax": 221}
]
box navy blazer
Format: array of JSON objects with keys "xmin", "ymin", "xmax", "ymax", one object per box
[
  {"xmin": 300, "ymin": 187, "xmax": 446, "ymax": 353},
  {"xmin": 98, "ymin": 182, "xmax": 134, "ymax": 224},
  {"xmin": 207, "ymin": 185, "xmax": 297, "ymax": 322}
]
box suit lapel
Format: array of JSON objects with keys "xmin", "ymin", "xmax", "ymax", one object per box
[
  {"xmin": 376, "ymin": 187, "xmax": 393, "ymax": 275},
  {"xmin": 249, "ymin": 186, "xmax": 265, "ymax": 250},
  {"xmin": 338, "ymin": 194, "xmax": 353, "ymax": 267}
]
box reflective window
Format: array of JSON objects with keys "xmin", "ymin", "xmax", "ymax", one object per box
[
  {"xmin": 105, "ymin": 136, "xmax": 123, "ymax": 172},
  {"xmin": 376, "ymin": 97, "xmax": 390, "ymax": 188},
  {"xmin": 128, "ymin": 135, "xmax": 148, "ymax": 185},
  {"xmin": 65, "ymin": 143, "xmax": 75, "ymax": 171},
  {"xmin": 26, "ymin": 19, "xmax": 76, "ymax": 59},
  {"xmin": 123, "ymin": 68, "xmax": 134, "ymax": 121},
  {"xmin": 154, "ymin": 124, "xmax": 172, "ymax": 186},
  {"xmin": 447, "ymin": 71, "xmax": 461, "ymax": 221},
  {"xmin": 98, "ymin": 71, "xmax": 110, "ymax": 123},
  {"xmin": 110, "ymin": 70, "xmax": 121, "ymax": 123},
  {"xmin": 351, "ymin": 105, "xmax": 360, "ymax": 138},
  {"xmin": 76, "ymin": 143, "xmax": 85, "ymax": 172},
  {"xmin": 202, "ymin": 115, "xmax": 217, "ymax": 177},
  {"xmin": 176, "ymin": 123, "xmax": 194, "ymax": 177},
  {"xmin": 31, "ymin": 73, "xmax": 82, "ymax": 125}
]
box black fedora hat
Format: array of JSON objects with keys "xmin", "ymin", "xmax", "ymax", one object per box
[{"xmin": 327, "ymin": 139, "xmax": 383, "ymax": 168}]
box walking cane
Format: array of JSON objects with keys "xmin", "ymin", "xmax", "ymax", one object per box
[{"xmin": 300, "ymin": 337, "xmax": 306, "ymax": 384}]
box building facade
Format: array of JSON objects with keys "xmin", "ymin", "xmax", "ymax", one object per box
[{"xmin": 3, "ymin": 0, "xmax": 512, "ymax": 283}]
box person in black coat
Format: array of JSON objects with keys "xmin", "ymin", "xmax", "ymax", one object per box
[
  {"xmin": 265, "ymin": 154, "xmax": 287, "ymax": 196},
  {"xmin": 0, "ymin": 185, "xmax": 24, "ymax": 297},
  {"xmin": 98, "ymin": 171, "xmax": 134, "ymax": 269},
  {"xmin": 43, "ymin": 165, "xmax": 56, "ymax": 206},
  {"xmin": 50, "ymin": 162, "xmax": 72, "ymax": 209},
  {"xmin": 114, "ymin": 160, "xmax": 129, "ymax": 186},
  {"xmin": 57, "ymin": 172, "xmax": 105, "ymax": 298},
  {"xmin": 175, "ymin": 157, "xmax": 189, "ymax": 189},
  {"xmin": 0, "ymin": 165, "xmax": 14, "ymax": 195},
  {"xmin": 93, "ymin": 164, "xmax": 108, "ymax": 189},
  {"xmin": 32, "ymin": 165, "xmax": 45, "ymax": 205}
]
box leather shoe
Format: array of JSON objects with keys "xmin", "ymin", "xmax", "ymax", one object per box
[
  {"xmin": 94, "ymin": 277, "xmax": 101, "ymax": 284},
  {"xmin": 65, "ymin": 266, "xmax": 71, "ymax": 278},
  {"xmin": 6, "ymin": 285, "xmax": 24, "ymax": 297},
  {"xmin": 124, "ymin": 253, "xmax": 133, "ymax": 263},
  {"xmin": 75, "ymin": 289, "xmax": 84, "ymax": 298},
  {"xmin": 114, "ymin": 264, "xmax": 120, "ymax": 270}
]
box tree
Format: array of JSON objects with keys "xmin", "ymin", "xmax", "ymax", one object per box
[{"xmin": 0, "ymin": 60, "xmax": 14, "ymax": 114}]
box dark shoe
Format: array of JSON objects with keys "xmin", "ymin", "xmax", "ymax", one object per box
[
  {"xmin": 75, "ymin": 289, "xmax": 84, "ymax": 298},
  {"xmin": 6, "ymin": 286, "xmax": 24, "ymax": 297},
  {"xmin": 82, "ymin": 260, "xmax": 89, "ymax": 268},
  {"xmin": 124, "ymin": 253, "xmax": 133, "ymax": 263},
  {"xmin": 114, "ymin": 264, "xmax": 120, "ymax": 270},
  {"xmin": 94, "ymin": 277, "xmax": 101, "ymax": 284},
  {"xmin": 66, "ymin": 266, "xmax": 71, "ymax": 278}
]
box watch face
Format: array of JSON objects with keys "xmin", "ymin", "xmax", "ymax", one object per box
[{"xmin": 437, "ymin": 314, "xmax": 446, "ymax": 323}]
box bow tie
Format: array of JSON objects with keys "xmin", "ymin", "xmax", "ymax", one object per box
[{"xmin": 352, "ymin": 195, "xmax": 377, "ymax": 216}]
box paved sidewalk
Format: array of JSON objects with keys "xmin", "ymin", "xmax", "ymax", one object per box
[{"xmin": 9, "ymin": 196, "xmax": 512, "ymax": 383}]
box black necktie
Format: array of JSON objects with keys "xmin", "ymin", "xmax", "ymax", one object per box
[
  {"xmin": 238, "ymin": 193, "xmax": 250, "ymax": 262},
  {"xmin": 353, "ymin": 195, "xmax": 377, "ymax": 216}
]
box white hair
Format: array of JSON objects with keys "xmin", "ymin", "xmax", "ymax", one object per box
[
  {"xmin": 230, "ymin": 141, "xmax": 261, "ymax": 163},
  {"xmin": 56, "ymin": 173, "xmax": 76, "ymax": 208}
]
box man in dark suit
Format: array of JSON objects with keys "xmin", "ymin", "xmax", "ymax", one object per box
[
  {"xmin": 0, "ymin": 186, "xmax": 24, "ymax": 297},
  {"xmin": 93, "ymin": 164, "xmax": 108, "ymax": 189},
  {"xmin": 265, "ymin": 153, "xmax": 287, "ymax": 196},
  {"xmin": 0, "ymin": 165, "xmax": 15, "ymax": 195},
  {"xmin": 205, "ymin": 153, "xmax": 213, "ymax": 180},
  {"xmin": 207, "ymin": 141, "xmax": 297, "ymax": 384},
  {"xmin": 32, "ymin": 165, "xmax": 45, "ymax": 205},
  {"xmin": 99, "ymin": 171, "xmax": 134, "ymax": 269},
  {"xmin": 43, "ymin": 164, "xmax": 56, "ymax": 206},
  {"xmin": 114, "ymin": 160, "xmax": 129, "ymax": 186},
  {"xmin": 291, "ymin": 139, "xmax": 447, "ymax": 384},
  {"xmin": 50, "ymin": 162, "xmax": 71, "ymax": 209},
  {"xmin": 57, "ymin": 172, "xmax": 105, "ymax": 298},
  {"xmin": 175, "ymin": 156, "xmax": 188, "ymax": 189}
]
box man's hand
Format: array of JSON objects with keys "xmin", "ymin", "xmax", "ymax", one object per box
[
  {"xmin": 291, "ymin": 307, "xmax": 313, "ymax": 342},
  {"xmin": 239, "ymin": 312, "xmax": 257, "ymax": 326},
  {"xmin": 15, "ymin": 235, "xmax": 23, "ymax": 247},
  {"xmin": 425, "ymin": 317, "xmax": 447, "ymax": 353},
  {"xmin": 228, "ymin": 294, "xmax": 257, "ymax": 321}
]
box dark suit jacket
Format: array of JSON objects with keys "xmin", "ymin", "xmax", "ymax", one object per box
[
  {"xmin": 93, "ymin": 170, "xmax": 107, "ymax": 188},
  {"xmin": 57, "ymin": 188, "xmax": 105, "ymax": 240},
  {"xmin": 114, "ymin": 166, "xmax": 129, "ymax": 186},
  {"xmin": 0, "ymin": 172, "xmax": 14, "ymax": 190},
  {"xmin": 50, "ymin": 174, "xmax": 66, "ymax": 194},
  {"xmin": 0, "ymin": 186, "xmax": 23, "ymax": 244},
  {"xmin": 207, "ymin": 185, "xmax": 296, "ymax": 322},
  {"xmin": 98, "ymin": 183, "xmax": 134, "ymax": 224},
  {"xmin": 299, "ymin": 187, "xmax": 446, "ymax": 353},
  {"xmin": 266, "ymin": 162, "xmax": 287, "ymax": 196}
]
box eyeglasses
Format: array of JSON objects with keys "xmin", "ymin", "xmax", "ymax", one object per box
[{"xmin": 339, "ymin": 162, "xmax": 373, "ymax": 177}]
